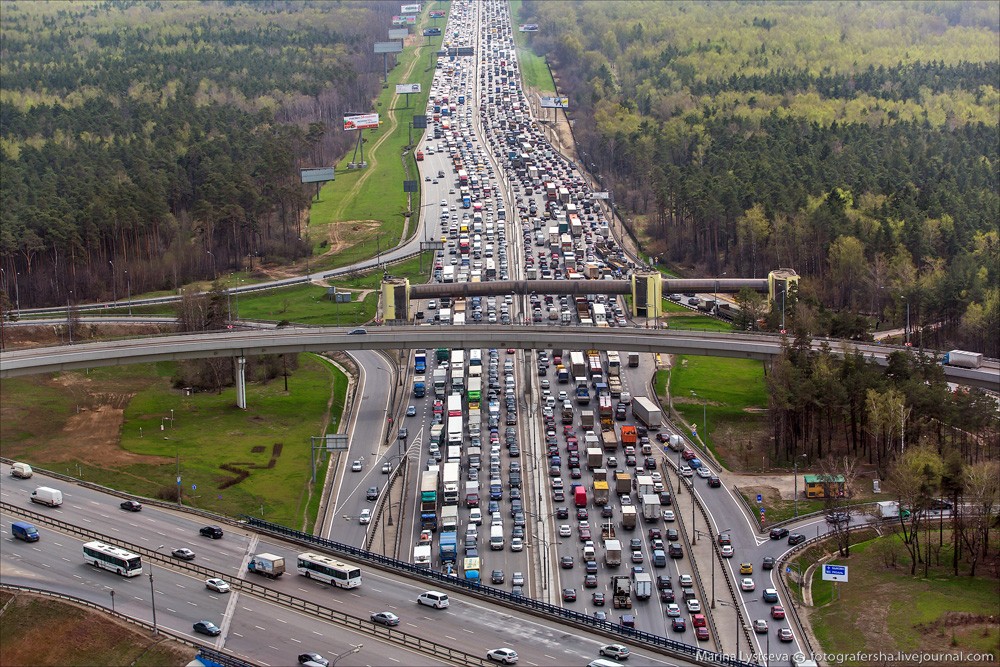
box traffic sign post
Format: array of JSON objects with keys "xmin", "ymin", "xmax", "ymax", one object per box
[{"xmin": 822, "ymin": 564, "xmax": 849, "ymax": 582}]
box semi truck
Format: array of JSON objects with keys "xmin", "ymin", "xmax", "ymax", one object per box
[
  {"xmin": 633, "ymin": 572, "xmax": 653, "ymax": 600},
  {"xmin": 632, "ymin": 396, "xmax": 663, "ymax": 430},
  {"xmin": 605, "ymin": 539, "xmax": 622, "ymax": 566},
  {"xmin": 247, "ymin": 553, "xmax": 285, "ymax": 578},
  {"xmin": 943, "ymin": 350, "xmax": 983, "ymax": 368},
  {"xmin": 594, "ymin": 480, "xmax": 610, "ymax": 506},
  {"xmin": 612, "ymin": 575, "xmax": 632, "ymax": 608},
  {"xmin": 641, "ymin": 495, "xmax": 661, "ymax": 522},
  {"xmin": 420, "ymin": 471, "xmax": 439, "ymax": 531},
  {"xmin": 621, "ymin": 505, "xmax": 637, "ymax": 530}
]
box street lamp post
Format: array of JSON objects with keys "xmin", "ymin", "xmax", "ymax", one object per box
[
  {"xmin": 330, "ymin": 643, "xmax": 363, "ymax": 666},
  {"xmin": 207, "ymin": 250, "xmax": 216, "ymax": 281},
  {"xmin": 717, "ymin": 599, "xmax": 741, "ymax": 658},
  {"xmin": 693, "ymin": 528, "xmax": 720, "ymax": 607},
  {"xmin": 109, "ymin": 261, "xmax": 117, "ymax": 303},
  {"xmin": 125, "ymin": 268, "xmax": 132, "ymax": 316},
  {"xmin": 149, "ymin": 544, "xmax": 164, "ymax": 635},
  {"xmin": 110, "ymin": 589, "xmax": 115, "ymax": 613}
]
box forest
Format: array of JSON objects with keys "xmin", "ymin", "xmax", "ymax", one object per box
[
  {"xmin": 0, "ymin": 0, "xmax": 399, "ymax": 308},
  {"xmin": 519, "ymin": 0, "xmax": 999, "ymax": 356}
]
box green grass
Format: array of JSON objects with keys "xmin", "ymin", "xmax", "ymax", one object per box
[
  {"xmin": 234, "ymin": 284, "xmax": 375, "ymax": 326},
  {"xmin": 737, "ymin": 489, "xmax": 829, "ymax": 524},
  {"xmin": 659, "ymin": 356, "xmax": 768, "ymax": 464},
  {"xmin": 509, "ymin": 1, "xmax": 556, "ymax": 94},
  {"xmin": 666, "ymin": 314, "xmax": 737, "ymax": 332},
  {"xmin": 810, "ymin": 534, "xmax": 1000, "ymax": 663}
]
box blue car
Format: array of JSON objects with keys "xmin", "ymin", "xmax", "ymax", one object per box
[
  {"xmin": 490, "ymin": 484, "xmax": 503, "ymax": 501},
  {"xmin": 689, "ymin": 458, "xmax": 703, "ymax": 469}
]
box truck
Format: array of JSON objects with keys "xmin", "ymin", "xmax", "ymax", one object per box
[
  {"xmin": 440, "ymin": 505, "xmax": 459, "ymax": 532},
  {"xmin": 463, "ymin": 556, "xmax": 481, "ymax": 581},
  {"xmin": 641, "ymin": 494, "xmax": 661, "ymax": 522},
  {"xmin": 580, "ymin": 409, "xmax": 595, "ymax": 431},
  {"xmin": 247, "ymin": 553, "xmax": 285, "ymax": 578},
  {"xmin": 605, "ymin": 539, "xmax": 622, "ymax": 567},
  {"xmin": 30, "ymin": 486, "xmax": 62, "ymax": 507},
  {"xmin": 10, "ymin": 462, "xmax": 33, "ymax": 478},
  {"xmin": 587, "ymin": 448, "xmax": 603, "ymax": 470},
  {"xmin": 575, "ymin": 384, "xmax": 590, "ymax": 404},
  {"xmin": 414, "ymin": 350, "xmax": 427, "ymax": 374},
  {"xmin": 636, "ymin": 475, "xmax": 655, "ymax": 496},
  {"xmin": 612, "ymin": 575, "xmax": 632, "ymax": 608},
  {"xmin": 943, "ymin": 349, "xmax": 983, "ymax": 369},
  {"xmin": 420, "ymin": 471, "xmax": 438, "ymax": 531},
  {"xmin": 413, "ymin": 374, "xmax": 426, "ymax": 398},
  {"xmin": 621, "ymin": 425, "xmax": 637, "ymax": 447},
  {"xmin": 490, "ymin": 524, "xmax": 505, "ymax": 550},
  {"xmin": 615, "ymin": 472, "xmax": 632, "ymax": 495},
  {"xmin": 436, "ymin": 348, "xmax": 450, "ymax": 363},
  {"xmin": 632, "ymin": 396, "xmax": 663, "ymax": 430},
  {"xmin": 598, "ymin": 393, "xmax": 613, "ymax": 423},
  {"xmin": 11, "ymin": 521, "xmax": 39, "ymax": 542},
  {"xmin": 594, "ymin": 480, "xmax": 610, "ymax": 506},
  {"xmin": 413, "ymin": 544, "xmax": 432, "ymax": 568},
  {"xmin": 633, "ymin": 572, "xmax": 653, "ymax": 600},
  {"xmin": 569, "ymin": 351, "xmax": 587, "ymax": 378},
  {"xmin": 621, "ymin": 505, "xmax": 637, "ymax": 530},
  {"xmin": 439, "ymin": 531, "xmax": 458, "ymax": 563},
  {"xmin": 442, "ymin": 462, "xmax": 460, "ymax": 504},
  {"xmin": 877, "ymin": 500, "xmax": 911, "ymax": 520},
  {"xmin": 556, "ymin": 366, "xmax": 570, "ymax": 383},
  {"xmin": 601, "ymin": 428, "xmax": 618, "ymax": 452},
  {"xmin": 433, "ymin": 368, "xmax": 448, "ymax": 397},
  {"xmin": 576, "ymin": 298, "xmax": 593, "ymax": 326},
  {"xmin": 574, "ymin": 486, "xmax": 587, "ymax": 507},
  {"xmin": 607, "ymin": 376, "xmax": 623, "ymax": 398},
  {"xmin": 562, "ymin": 401, "xmax": 575, "ymax": 424},
  {"xmin": 465, "ymin": 481, "xmax": 480, "ymax": 508},
  {"xmin": 628, "ymin": 352, "xmax": 640, "ymax": 368},
  {"xmin": 600, "ymin": 520, "xmax": 617, "ymax": 540},
  {"xmin": 593, "ymin": 468, "xmax": 608, "ymax": 483}
]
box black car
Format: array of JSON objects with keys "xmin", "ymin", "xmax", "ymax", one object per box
[
  {"xmin": 788, "ymin": 533, "xmax": 806, "ymax": 545},
  {"xmin": 769, "ymin": 527, "xmax": 789, "ymax": 540},
  {"xmin": 556, "ymin": 507, "xmax": 569, "ymax": 519},
  {"xmin": 826, "ymin": 512, "xmax": 850, "ymax": 524},
  {"xmin": 199, "ymin": 525, "xmax": 223, "ymax": 539},
  {"xmin": 491, "ymin": 569, "xmax": 505, "ymax": 584},
  {"xmin": 762, "ymin": 556, "xmax": 775, "ymax": 570},
  {"xmin": 120, "ymin": 500, "xmax": 142, "ymax": 512},
  {"xmin": 668, "ymin": 543, "xmax": 684, "ymax": 558},
  {"xmin": 601, "ymin": 504, "xmax": 614, "ymax": 518},
  {"xmin": 193, "ymin": 620, "xmax": 221, "ymax": 636},
  {"xmin": 659, "ymin": 491, "xmax": 672, "ymax": 506},
  {"xmin": 708, "ymin": 475, "xmax": 722, "ymax": 488},
  {"xmin": 397, "ymin": 427, "xmax": 408, "ymax": 440},
  {"xmin": 366, "ymin": 486, "xmax": 379, "ymax": 501}
]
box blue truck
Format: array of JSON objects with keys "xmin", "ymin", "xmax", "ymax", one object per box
[
  {"xmin": 439, "ymin": 531, "xmax": 457, "ymax": 563},
  {"xmin": 12, "ymin": 521, "xmax": 39, "ymax": 542},
  {"xmin": 414, "ymin": 351, "xmax": 427, "ymax": 374},
  {"xmin": 413, "ymin": 376, "xmax": 426, "ymax": 398}
]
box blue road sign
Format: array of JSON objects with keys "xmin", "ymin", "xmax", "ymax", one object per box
[
  {"xmin": 757, "ymin": 494, "xmax": 763, "ymax": 503},
  {"xmin": 192, "ymin": 484, "xmax": 197, "ymax": 491}
]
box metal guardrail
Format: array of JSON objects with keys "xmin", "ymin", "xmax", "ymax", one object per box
[
  {"xmin": 245, "ymin": 516, "xmax": 758, "ymax": 667},
  {"xmin": 0, "ymin": 501, "xmax": 489, "ymax": 667},
  {"xmin": 0, "ymin": 583, "xmax": 256, "ymax": 667}
]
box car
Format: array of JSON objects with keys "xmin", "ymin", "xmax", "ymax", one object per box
[
  {"xmin": 788, "ymin": 533, "xmax": 806, "ymax": 545},
  {"xmin": 720, "ymin": 545, "xmax": 734, "ymax": 557},
  {"xmin": 491, "ymin": 569, "xmax": 505, "ymax": 584},
  {"xmin": 708, "ymin": 475, "xmax": 721, "ymax": 487},
  {"xmin": 205, "ymin": 578, "xmax": 230, "ymax": 593},
  {"xmin": 696, "ymin": 466, "xmax": 712, "ymax": 478},
  {"xmin": 118, "ymin": 499, "xmax": 143, "ymax": 512},
  {"xmin": 594, "ymin": 610, "xmax": 608, "ymax": 621},
  {"xmin": 695, "ymin": 625, "xmax": 710, "ymax": 641},
  {"xmin": 631, "ymin": 550, "xmax": 643, "ymax": 563},
  {"xmin": 347, "ymin": 328, "xmax": 367, "ymax": 335},
  {"xmin": 561, "ymin": 556, "xmax": 574, "ymax": 569},
  {"xmin": 741, "ymin": 577, "xmax": 755, "ymax": 591},
  {"xmin": 771, "ymin": 605, "xmax": 785, "ymax": 620},
  {"xmin": 666, "ymin": 603, "xmax": 681, "ymax": 617},
  {"xmin": 762, "ymin": 556, "xmax": 775, "ymax": 570},
  {"xmin": 740, "ymin": 562, "xmax": 753, "ymax": 575},
  {"xmin": 592, "ymin": 591, "xmax": 606, "ymax": 606},
  {"xmin": 366, "ymin": 486, "xmax": 379, "ymax": 501},
  {"xmin": 397, "ymin": 427, "xmax": 408, "ymax": 440},
  {"xmin": 557, "ymin": 524, "xmax": 572, "ymax": 537},
  {"xmin": 666, "ymin": 529, "xmax": 679, "ymax": 541},
  {"xmin": 679, "ymin": 574, "xmax": 694, "ymax": 588},
  {"xmin": 778, "ymin": 627, "xmax": 794, "ymax": 642},
  {"xmin": 199, "ymin": 525, "xmax": 223, "ymax": 539},
  {"xmin": 172, "ymin": 548, "xmax": 195, "ymax": 560},
  {"xmin": 562, "ymin": 587, "xmax": 577, "ymax": 602},
  {"xmin": 660, "ymin": 588, "xmax": 675, "ymax": 603},
  {"xmin": 679, "ymin": 465, "xmax": 693, "ymax": 477},
  {"xmin": 672, "ymin": 617, "xmax": 686, "ymax": 632},
  {"xmin": 656, "ymin": 575, "xmax": 672, "ymax": 590},
  {"xmin": 620, "ymin": 614, "xmax": 636, "ymax": 628},
  {"xmin": 298, "ymin": 653, "xmax": 329, "ymax": 666},
  {"xmin": 406, "ymin": 405, "xmax": 417, "ymax": 417},
  {"xmin": 512, "ymin": 571, "xmax": 525, "ymax": 586},
  {"xmin": 486, "ymin": 648, "xmax": 519, "ymax": 664},
  {"xmin": 754, "ymin": 619, "xmax": 769, "ymax": 634},
  {"xmin": 599, "ymin": 644, "xmax": 631, "ymax": 660},
  {"xmin": 686, "ymin": 598, "xmax": 701, "ymax": 613},
  {"xmin": 662, "ymin": 509, "xmax": 675, "ymax": 522},
  {"xmin": 510, "ymin": 537, "xmax": 524, "ymax": 551},
  {"xmin": 351, "ymin": 459, "xmax": 363, "ymax": 472},
  {"xmin": 584, "ymin": 573, "xmax": 599, "ymax": 588},
  {"xmin": 585, "ymin": 560, "xmax": 599, "ymax": 574},
  {"xmin": 371, "ymin": 611, "xmax": 400, "ymax": 626},
  {"xmin": 576, "ymin": 507, "xmax": 589, "ymax": 520},
  {"xmin": 826, "ymin": 511, "xmax": 850, "ymax": 524},
  {"xmin": 193, "ymin": 620, "xmax": 221, "ymax": 636},
  {"xmin": 359, "ymin": 509, "xmax": 371, "ymax": 524},
  {"xmin": 770, "ymin": 527, "xmax": 789, "ymax": 540},
  {"xmin": 763, "ymin": 588, "xmax": 779, "ymax": 602}
]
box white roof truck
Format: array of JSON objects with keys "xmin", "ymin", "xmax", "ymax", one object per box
[
  {"xmin": 247, "ymin": 553, "xmax": 285, "ymax": 578},
  {"xmin": 632, "ymin": 396, "xmax": 662, "ymax": 430}
]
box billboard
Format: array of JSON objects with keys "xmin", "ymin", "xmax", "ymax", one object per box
[
  {"xmin": 591, "ymin": 191, "xmax": 610, "ymax": 200},
  {"xmin": 391, "ymin": 15, "xmax": 415, "ymax": 26},
  {"xmin": 300, "ymin": 167, "xmax": 335, "ymax": 184},
  {"xmin": 423, "ymin": 27, "xmax": 441, "ymax": 36},
  {"xmin": 519, "ymin": 24, "xmax": 539, "ymax": 32},
  {"xmin": 374, "ymin": 41, "xmax": 403, "ymax": 54},
  {"xmin": 401, "ymin": 3, "xmax": 421, "ymax": 13},
  {"xmin": 388, "ymin": 28, "xmax": 408, "ymax": 40},
  {"xmin": 429, "ymin": 10, "xmax": 445, "ymax": 18},
  {"xmin": 396, "ymin": 83, "xmax": 422, "ymax": 95},
  {"xmin": 343, "ymin": 114, "xmax": 380, "ymax": 131},
  {"xmin": 540, "ymin": 96, "xmax": 569, "ymax": 109}
]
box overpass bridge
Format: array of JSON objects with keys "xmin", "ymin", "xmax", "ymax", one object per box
[{"xmin": 2, "ymin": 326, "xmax": 996, "ymax": 406}]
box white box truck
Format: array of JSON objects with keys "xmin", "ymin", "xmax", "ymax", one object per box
[
  {"xmin": 489, "ymin": 525, "xmax": 504, "ymax": 550},
  {"xmin": 247, "ymin": 553, "xmax": 285, "ymax": 578},
  {"xmin": 30, "ymin": 487, "xmax": 62, "ymax": 507}
]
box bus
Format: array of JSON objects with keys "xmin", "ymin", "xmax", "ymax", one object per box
[
  {"xmin": 296, "ymin": 552, "xmax": 362, "ymax": 589},
  {"xmin": 83, "ymin": 541, "xmax": 143, "ymax": 577},
  {"xmin": 469, "ymin": 349, "xmax": 482, "ymax": 368}
]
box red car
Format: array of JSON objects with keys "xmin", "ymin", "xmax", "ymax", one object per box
[
  {"xmin": 648, "ymin": 528, "xmax": 662, "ymax": 541},
  {"xmin": 682, "ymin": 449, "xmax": 697, "ymax": 461},
  {"xmin": 579, "ymin": 527, "xmax": 592, "ymax": 541},
  {"xmin": 695, "ymin": 626, "xmax": 710, "ymax": 641},
  {"xmin": 771, "ymin": 605, "xmax": 785, "ymax": 620}
]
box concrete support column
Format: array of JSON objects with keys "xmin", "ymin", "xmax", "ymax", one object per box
[{"xmin": 235, "ymin": 356, "xmax": 247, "ymax": 409}]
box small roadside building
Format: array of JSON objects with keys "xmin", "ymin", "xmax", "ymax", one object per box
[{"xmin": 803, "ymin": 474, "xmax": 846, "ymax": 499}]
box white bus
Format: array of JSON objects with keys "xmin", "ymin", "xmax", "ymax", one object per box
[
  {"xmin": 469, "ymin": 349, "xmax": 482, "ymax": 367},
  {"xmin": 296, "ymin": 552, "xmax": 362, "ymax": 589},
  {"xmin": 83, "ymin": 541, "xmax": 143, "ymax": 577}
]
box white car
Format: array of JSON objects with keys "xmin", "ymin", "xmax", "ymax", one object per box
[
  {"xmin": 679, "ymin": 574, "xmax": 694, "ymax": 587},
  {"xmin": 663, "ymin": 510, "xmax": 676, "ymax": 522},
  {"xmin": 486, "ymin": 648, "xmax": 519, "ymax": 664},
  {"xmin": 559, "ymin": 524, "xmax": 571, "ymax": 537},
  {"xmin": 650, "ymin": 472, "xmax": 662, "ymax": 482},
  {"xmin": 741, "ymin": 577, "xmax": 755, "ymax": 591},
  {"xmin": 679, "ymin": 465, "xmax": 693, "ymax": 477},
  {"xmin": 205, "ymin": 578, "xmax": 230, "ymax": 593},
  {"xmin": 351, "ymin": 459, "xmax": 363, "ymax": 472},
  {"xmin": 510, "ymin": 537, "xmax": 523, "ymax": 552},
  {"xmin": 696, "ymin": 466, "xmax": 712, "ymax": 478},
  {"xmin": 686, "ymin": 598, "xmax": 702, "ymax": 613},
  {"xmin": 359, "ymin": 509, "xmax": 371, "ymax": 524},
  {"xmin": 666, "ymin": 603, "xmax": 681, "ymax": 617},
  {"xmin": 721, "ymin": 544, "xmax": 735, "ymax": 558}
]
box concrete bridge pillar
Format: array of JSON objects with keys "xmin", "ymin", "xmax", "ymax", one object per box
[
  {"xmin": 631, "ymin": 272, "xmax": 662, "ymax": 318},
  {"xmin": 235, "ymin": 356, "xmax": 247, "ymax": 409},
  {"xmin": 381, "ymin": 278, "xmax": 411, "ymax": 322}
]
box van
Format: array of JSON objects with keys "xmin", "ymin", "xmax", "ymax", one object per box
[
  {"xmin": 10, "ymin": 462, "xmax": 33, "ymax": 479},
  {"xmin": 11, "ymin": 521, "xmax": 39, "ymax": 542},
  {"xmin": 469, "ymin": 508, "xmax": 483, "ymax": 525},
  {"xmin": 652, "ymin": 549, "xmax": 667, "ymax": 567},
  {"xmin": 30, "ymin": 487, "xmax": 63, "ymax": 507},
  {"xmin": 417, "ymin": 591, "xmax": 450, "ymax": 609},
  {"xmin": 588, "ymin": 660, "xmax": 623, "ymax": 667},
  {"xmin": 489, "ymin": 524, "xmax": 505, "ymax": 550}
]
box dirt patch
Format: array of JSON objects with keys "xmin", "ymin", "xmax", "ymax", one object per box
[
  {"xmin": 739, "ymin": 484, "xmax": 784, "ymax": 505},
  {"xmin": 321, "ymin": 219, "xmax": 381, "ymax": 257},
  {"xmin": 50, "ymin": 404, "xmax": 167, "ymax": 466}
]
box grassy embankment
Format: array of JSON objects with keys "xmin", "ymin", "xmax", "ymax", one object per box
[{"xmin": 509, "ymin": 1, "xmax": 555, "ymax": 94}]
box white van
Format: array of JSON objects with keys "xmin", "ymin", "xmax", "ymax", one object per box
[
  {"xmin": 588, "ymin": 661, "xmax": 623, "ymax": 667},
  {"xmin": 469, "ymin": 508, "xmax": 483, "ymax": 526},
  {"xmin": 417, "ymin": 591, "xmax": 450, "ymax": 609},
  {"xmin": 10, "ymin": 462, "xmax": 33, "ymax": 479},
  {"xmin": 30, "ymin": 487, "xmax": 63, "ymax": 507},
  {"xmin": 489, "ymin": 524, "xmax": 505, "ymax": 550}
]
